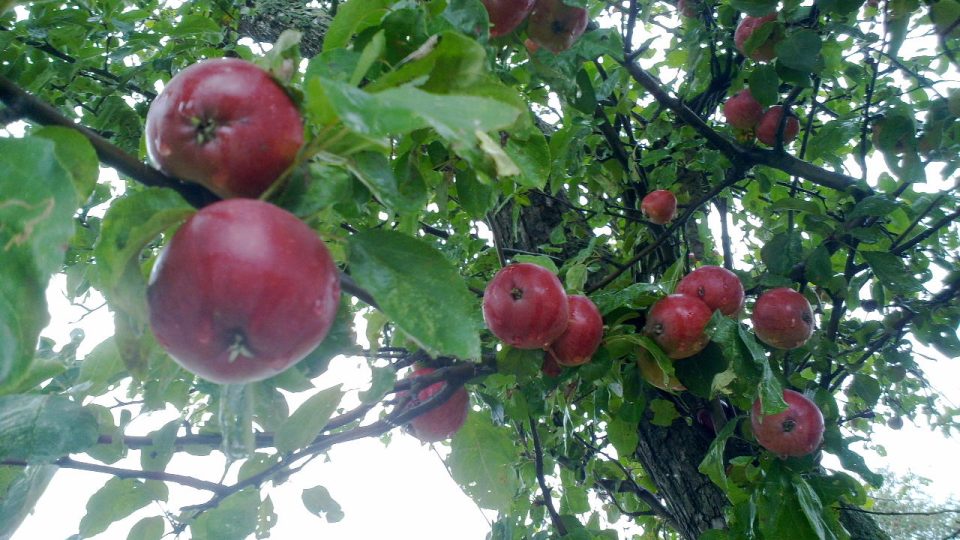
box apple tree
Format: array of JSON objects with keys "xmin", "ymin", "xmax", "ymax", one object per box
[{"xmin": 1, "ymin": 0, "xmax": 959, "ymax": 538}]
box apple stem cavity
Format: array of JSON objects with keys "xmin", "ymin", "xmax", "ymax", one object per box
[
  {"xmin": 511, "ymin": 287, "xmax": 524, "ymax": 301},
  {"xmin": 782, "ymin": 418, "xmax": 796, "ymax": 433}
]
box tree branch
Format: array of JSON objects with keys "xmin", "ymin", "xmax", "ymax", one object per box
[{"xmin": 529, "ymin": 416, "xmax": 568, "ymax": 536}]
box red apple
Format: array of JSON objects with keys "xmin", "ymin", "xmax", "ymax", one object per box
[
  {"xmin": 483, "ymin": 263, "xmax": 569, "ymax": 349},
  {"xmin": 481, "ymin": 0, "xmax": 537, "ymax": 37},
  {"xmin": 147, "ymin": 199, "xmax": 340, "ymax": 384},
  {"xmin": 723, "ymin": 90, "xmax": 765, "ymax": 131},
  {"xmin": 145, "ymin": 58, "xmax": 304, "ymax": 199},
  {"xmin": 751, "ymin": 288, "xmax": 814, "ymax": 349},
  {"xmin": 643, "ymin": 294, "xmax": 713, "ymax": 359},
  {"xmin": 734, "ymin": 13, "xmax": 780, "ymax": 62},
  {"xmin": 641, "ymin": 190, "xmax": 678, "ymax": 225},
  {"xmin": 527, "ymin": 0, "xmax": 589, "ymax": 53},
  {"xmin": 541, "ymin": 352, "xmax": 564, "ymax": 377},
  {"xmin": 637, "ymin": 348, "xmax": 685, "ymax": 391},
  {"xmin": 546, "ymin": 295, "xmax": 603, "ymax": 367},
  {"xmin": 750, "ymin": 389, "xmax": 824, "ymax": 457},
  {"xmin": 404, "ymin": 367, "xmax": 470, "ymax": 443},
  {"xmin": 756, "ymin": 106, "xmax": 800, "ymax": 146},
  {"xmin": 675, "ymin": 266, "xmax": 745, "ymax": 316}
]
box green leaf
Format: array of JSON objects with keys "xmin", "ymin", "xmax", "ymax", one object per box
[
  {"xmin": 274, "ymin": 385, "xmax": 344, "ymax": 453},
  {"xmin": 92, "ymin": 188, "xmax": 195, "ymax": 320},
  {"xmin": 140, "ymin": 421, "xmax": 179, "ymax": 472},
  {"xmin": 729, "ymin": 0, "xmax": 779, "ymax": 15},
  {"xmin": 805, "ymin": 246, "xmax": 834, "ymax": 287},
  {"xmin": 673, "ymin": 342, "xmax": 729, "ymax": 399},
  {"xmin": 0, "ymin": 465, "xmax": 57, "ymax": 540},
  {"xmin": 512, "ymin": 254, "xmax": 560, "ymax": 275},
  {"xmin": 775, "ymin": 30, "xmax": 822, "ymax": 74},
  {"xmin": 607, "ymin": 417, "xmax": 639, "ymax": 457},
  {"xmin": 349, "ymin": 230, "xmax": 481, "ymax": 359},
  {"xmin": 795, "ymin": 476, "xmax": 838, "ymax": 540},
  {"xmin": 32, "ymin": 126, "xmax": 98, "ymax": 202},
  {"xmin": 189, "ymin": 488, "xmax": 259, "ymax": 540},
  {"xmin": 0, "ymin": 137, "xmax": 77, "ymax": 391},
  {"xmin": 650, "ymin": 399, "xmax": 681, "ymax": 426},
  {"xmin": 359, "ymin": 366, "xmax": 397, "ymax": 404},
  {"xmin": 698, "ymin": 419, "xmax": 739, "ymax": 494},
  {"xmin": 367, "ymin": 31, "xmax": 488, "ymax": 94},
  {"xmin": 322, "ymin": 0, "xmax": 392, "ymax": 51},
  {"xmin": 448, "ymin": 411, "xmax": 520, "ymax": 513},
  {"xmin": 127, "ymin": 516, "xmax": 165, "ymax": 540},
  {"xmin": 75, "ymin": 337, "xmax": 125, "ymax": 398},
  {"xmin": 847, "ymin": 195, "xmax": 900, "ymax": 220},
  {"xmin": 505, "ymin": 126, "xmax": 551, "ymax": 188},
  {"xmin": 0, "ymin": 395, "xmax": 98, "ymax": 462},
  {"xmin": 316, "ymin": 78, "xmax": 521, "ymax": 147},
  {"xmin": 850, "ymin": 374, "xmax": 881, "ymax": 407},
  {"xmin": 748, "ymin": 65, "xmax": 780, "ymax": 107},
  {"xmin": 302, "ymin": 485, "xmax": 345, "ymax": 523},
  {"xmin": 341, "ymin": 151, "xmax": 422, "ymax": 213},
  {"xmin": 761, "ymin": 231, "xmax": 803, "ymax": 277},
  {"xmin": 350, "ymin": 29, "xmax": 385, "ymax": 86},
  {"xmin": 79, "ymin": 478, "xmax": 169, "ymax": 537},
  {"xmin": 738, "ymin": 325, "xmax": 787, "ymax": 416},
  {"xmin": 496, "ymin": 347, "xmax": 543, "ymax": 381},
  {"xmin": 455, "ymin": 168, "xmax": 496, "ymax": 218},
  {"xmin": 860, "ymin": 251, "xmax": 923, "ymax": 294}
]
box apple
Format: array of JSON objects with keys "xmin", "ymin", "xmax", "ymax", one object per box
[
  {"xmin": 750, "ymin": 389, "xmax": 824, "ymax": 457},
  {"xmin": 147, "ymin": 199, "xmax": 340, "ymax": 384},
  {"xmin": 723, "ymin": 90, "xmax": 765, "ymax": 131},
  {"xmin": 541, "ymin": 352, "xmax": 564, "ymax": 377},
  {"xmin": 756, "ymin": 106, "xmax": 800, "ymax": 146},
  {"xmin": 751, "ymin": 288, "xmax": 814, "ymax": 349},
  {"xmin": 527, "ymin": 0, "xmax": 589, "ymax": 53},
  {"xmin": 145, "ymin": 58, "xmax": 304, "ymax": 199},
  {"xmin": 546, "ymin": 295, "xmax": 604, "ymax": 367},
  {"xmin": 481, "ymin": 0, "xmax": 536, "ymax": 37},
  {"xmin": 643, "ymin": 294, "xmax": 713, "ymax": 359},
  {"xmin": 641, "ymin": 190, "xmax": 678, "ymax": 225},
  {"xmin": 637, "ymin": 348, "xmax": 685, "ymax": 391},
  {"xmin": 734, "ymin": 13, "xmax": 780, "ymax": 62},
  {"xmin": 483, "ymin": 263, "xmax": 569, "ymax": 349},
  {"xmin": 403, "ymin": 367, "xmax": 470, "ymax": 443},
  {"xmin": 675, "ymin": 265, "xmax": 745, "ymax": 316}
]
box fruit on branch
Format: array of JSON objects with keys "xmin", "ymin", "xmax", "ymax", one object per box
[
  {"xmin": 147, "ymin": 199, "xmax": 340, "ymax": 384},
  {"xmin": 734, "ymin": 13, "xmax": 780, "ymax": 62},
  {"xmin": 637, "ymin": 348, "xmax": 685, "ymax": 391},
  {"xmin": 541, "ymin": 352, "xmax": 564, "ymax": 377},
  {"xmin": 756, "ymin": 106, "xmax": 800, "ymax": 146},
  {"xmin": 643, "ymin": 294, "xmax": 713, "ymax": 359},
  {"xmin": 751, "ymin": 288, "xmax": 814, "ymax": 349},
  {"xmin": 527, "ymin": 0, "xmax": 589, "ymax": 53},
  {"xmin": 483, "ymin": 263, "xmax": 569, "ymax": 349},
  {"xmin": 145, "ymin": 58, "xmax": 304, "ymax": 199},
  {"xmin": 404, "ymin": 367, "xmax": 470, "ymax": 443},
  {"xmin": 546, "ymin": 295, "xmax": 604, "ymax": 366},
  {"xmin": 641, "ymin": 189, "xmax": 678, "ymax": 225},
  {"xmin": 481, "ymin": 0, "xmax": 536, "ymax": 37},
  {"xmin": 750, "ymin": 389, "xmax": 824, "ymax": 457},
  {"xmin": 723, "ymin": 90, "xmax": 765, "ymax": 131},
  {"xmin": 676, "ymin": 265, "xmax": 745, "ymax": 316}
]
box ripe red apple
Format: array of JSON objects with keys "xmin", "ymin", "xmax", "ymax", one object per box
[
  {"xmin": 734, "ymin": 13, "xmax": 780, "ymax": 62},
  {"xmin": 643, "ymin": 294, "xmax": 713, "ymax": 359},
  {"xmin": 527, "ymin": 0, "xmax": 589, "ymax": 53},
  {"xmin": 147, "ymin": 199, "xmax": 340, "ymax": 384},
  {"xmin": 723, "ymin": 90, "xmax": 765, "ymax": 131},
  {"xmin": 676, "ymin": 266, "xmax": 745, "ymax": 316},
  {"xmin": 483, "ymin": 263, "xmax": 569, "ymax": 349},
  {"xmin": 750, "ymin": 389, "xmax": 824, "ymax": 457},
  {"xmin": 756, "ymin": 106, "xmax": 800, "ymax": 146},
  {"xmin": 751, "ymin": 288, "xmax": 814, "ymax": 349},
  {"xmin": 404, "ymin": 367, "xmax": 470, "ymax": 443},
  {"xmin": 481, "ymin": 0, "xmax": 536, "ymax": 37},
  {"xmin": 641, "ymin": 190, "xmax": 678, "ymax": 225},
  {"xmin": 637, "ymin": 348, "xmax": 685, "ymax": 391},
  {"xmin": 145, "ymin": 58, "xmax": 304, "ymax": 199},
  {"xmin": 546, "ymin": 295, "xmax": 604, "ymax": 367}
]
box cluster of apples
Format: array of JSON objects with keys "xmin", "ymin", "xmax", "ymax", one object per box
[
  {"xmin": 483, "ymin": 263, "xmax": 605, "ymax": 368},
  {"xmin": 144, "ymin": 58, "xmax": 343, "ymax": 385},
  {"xmin": 723, "ymin": 89, "xmax": 800, "ymax": 146},
  {"xmin": 481, "ymin": 0, "xmax": 588, "ymax": 53}
]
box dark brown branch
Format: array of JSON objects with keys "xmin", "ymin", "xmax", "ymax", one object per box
[
  {"xmin": 619, "ymin": 60, "xmax": 874, "ymax": 200},
  {"xmin": 0, "ymin": 75, "xmax": 218, "ymax": 208},
  {"xmin": 529, "ymin": 416, "xmax": 568, "ymax": 536},
  {"xmin": 1, "ymin": 457, "xmax": 229, "ymax": 494}
]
